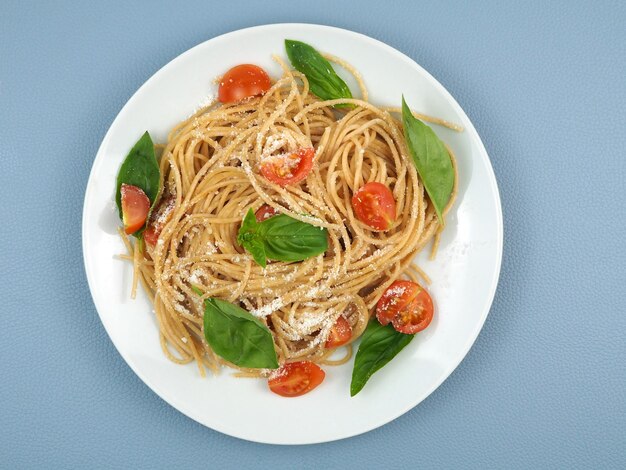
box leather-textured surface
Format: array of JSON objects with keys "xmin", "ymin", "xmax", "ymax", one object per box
[{"xmin": 1, "ymin": 1, "xmax": 625, "ymax": 468}]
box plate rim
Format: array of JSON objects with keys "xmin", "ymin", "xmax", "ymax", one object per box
[{"xmin": 82, "ymin": 22, "xmax": 503, "ymax": 445}]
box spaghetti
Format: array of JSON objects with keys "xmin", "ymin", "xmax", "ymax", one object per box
[{"xmin": 120, "ymin": 54, "xmax": 458, "ymax": 380}]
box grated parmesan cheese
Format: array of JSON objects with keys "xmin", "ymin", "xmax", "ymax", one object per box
[{"xmin": 251, "ymin": 297, "xmax": 284, "ymax": 318}]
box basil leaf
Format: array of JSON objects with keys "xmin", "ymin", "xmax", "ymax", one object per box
[
  {"xmin": 115, "ymin": 131, "xmax": 160, "ymax": 220},
  {"xmin": 401, "ymin": 96, "xmax": 454, "ymax": 222},
  {"xmin": 257, "ymin": 214, "xmax": 328, "ymax": 262},
  {"xmin": 236, "ymin": 209, "xmax": 267, "ymax": 267},
  {"xmin": 239, "ymin": 207, "xmax": 258, "ymax": 235},
  {"xmin": 244, "ymin": 237, "xmax": 267, "ymax": 268},
  {"xmin": 203, "ymin": 298, "xmax": 279, "ymax": 369},
  {"xmin": 350, "ymin": 320, "xmax": 414, "ymax": 396},
  {"xmin": 236, "ymin": 209, "xmax": 328, "ymax": 267},
  {"xmin": 285, "ymin": 39, "xmax": 352, "ymax": 107}
]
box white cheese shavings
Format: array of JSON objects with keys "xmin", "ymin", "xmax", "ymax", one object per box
[{"xmin": 250, "ymin": 297, "xmax": 284, "ymax": 318}]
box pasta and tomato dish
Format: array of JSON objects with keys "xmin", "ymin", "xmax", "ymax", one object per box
[{"xmin": 115, "ymin": 40, "xmax": 459, "ymax": 397}]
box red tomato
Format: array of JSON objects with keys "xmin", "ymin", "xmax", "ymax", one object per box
[
  {"xmin": 218, "ymin": 64, "xmax": 271, "ymax": 103},
  {"xmin": 260, "ymin": 148, "xmax": 315, "ymax": 186},
  {"xmin": 351, "ymin": 182, "xmax": 396, "ymax": 230},
  {"xmin": 376, "ymin": 280, "xmax": 434, "ymax": 334},
  {"xmin": 143, "ymin": 195, "xmax": 175, "ymax": 246},
  {"xmin": 254, "ymin": 204, "xmax": 279, "ymax": 222},
  {"xmin": 120, "ymin": 184, "xmax": 150, "ymax": 235},
  {"xmin": 143, "ymin": 225, "xmax": 159, "ymax": 246},
  {"xmin": 325, "ymin": 316, "xmax": 352, "ymax": 348},
  {"xmin": 268, "ymin": 361, "xmax": 325, "ymax": 397}
]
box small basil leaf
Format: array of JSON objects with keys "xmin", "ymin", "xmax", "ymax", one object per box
[
  {"xmin": 203, "ymin": 298, "xmax": 279, "ymax": 369},
  {"xmin": 237, "ymin": 208, "xmax": 258, "ymax": 240},
  {"xmin": 115, "ymin": 131, "xmax": 160, "ymax": 220},
  {"xmin": 350, "ymin": 320, "xmax": 414, "ymax": 396},
  {"xmin": 244, "ymin": 237, "xmax": 267, "ymax": 268},
  {"xmin": 257, "ymin": 214, "xmax": 328, "ymax": 263},
  {"xmin": 237, "ymin": 209, "xmax": 267, "ymax": 267},
  {"xmin": 285, "ymin": 39, "xmax": 352, "ymax": 107},
  {"xmin": 401, "ymin": 97, "xmax": 454, "ymax": 222}
]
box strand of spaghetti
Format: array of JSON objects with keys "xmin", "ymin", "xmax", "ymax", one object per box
[
  {"xmin": 407, "ymin": 263, "xmax": 432, "ymax": 285},
  {"xmin": 381, "ymin": 106, "xmax": 465, "ymax": 132},
  {"xmin": 322, "ymin": 52, "xmax": 368, "ymax": 102},
  {"xmin": 383, "ymin": 106, "xmax": 464, "ymax": 131},
  {"xmin": 131, "ymin": 238, "xmax": 141, "ymax": 299},
  {"xmin": 320, "ymin": 344, "xmax": 353, "ymax": 366}
]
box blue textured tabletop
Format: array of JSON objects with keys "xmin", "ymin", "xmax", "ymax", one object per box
[{"xmin": 1, "ymin": 1, "xmax": 625, "ymax": 468}]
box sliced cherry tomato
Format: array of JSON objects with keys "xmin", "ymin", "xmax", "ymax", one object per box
[
  {"xmin": 143, "ymin": 194, "xmax": 175, "ymax": 246},
  {"xmin": 143, "ymin": 225, "xmax": 159, "ymax": 246},
  {"xmin": 390, "ymin": 288, "xmax": 433, "ymax": 334},
  {"xmin": 254, "ymin": 204, "xmax": 279, "ymax": 222},
  {"xmin": 218, "ymin": 64, "xmax": 271, "ymax": 103},
  {"xmin": 268, "ymin": 361, "xmax": 325, "ymax": 397},
  {"xmin": 120, "ymin": 184, "xmax": 150, "ymax": 235},
  {"xmin": 260, "ymin": 148, "xmax": 314, "ymax": 186},
  {"xmin": 325, "ymin": 315, "xmax": 352, "ymax": 348},
  {"xmin": 376, "ymin": 280, "xmax": 434, "ymax": 334},
  {"xmin": 351, "ymin": 182, "xmax": 396, "ymax": 230}
]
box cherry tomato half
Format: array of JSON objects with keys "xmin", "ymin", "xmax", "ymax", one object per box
[
  {"xmin": 120, "ymin": 184, "xmax": 150, "ymax": 235},
  {"xmin": 218, "ymin": 64, "xmax": 271, "ymax": 103},
  {"xmin": 268, "ymin": 361, "xmax": 325, "ymax": 397},
  {"xmin": 143, "ymin": 194, "xmax": 175, "ymax": 246},
  {"xmin": 260, "ymin": 148, "xmax": 314, "ymax": 186},
  {"xmin": 351, "ymin": 182, "xmax": 396, "ymax": 230},
  {"xmin": 325, "ymin": 315, "xmax": 352, "ymax": 348},
  {"xmin": 143, "ymin": 225, "xmax": 159, "ymax": 246},
  {"xmin": 376, "ymin": 280, "xmax": 434, "ymax": 334},
  {"xmin": 254, "ymin": 204, "xmax": 279, "ymax": 222}
]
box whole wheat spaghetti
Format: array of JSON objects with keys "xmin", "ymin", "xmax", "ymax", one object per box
[{"xmin": 119, "ymin": 54, "xmax": 458, "ymax": 379}]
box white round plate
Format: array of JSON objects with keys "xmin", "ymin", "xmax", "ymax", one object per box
[{"xmin": 83, "ymin": 24, "xmax": 502, "ymax": 444}]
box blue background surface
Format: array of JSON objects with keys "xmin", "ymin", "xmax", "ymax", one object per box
[{"xmin": 1, "ymin": 0, "xmax": 625, "ymax": 468}]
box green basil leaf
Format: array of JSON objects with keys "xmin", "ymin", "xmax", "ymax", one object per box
[
  {"xmin": 236, "ymin": 209, "xmax": 328, "ymax": 267},
  {"xmin": 401, "ymin": 96, "xmax": 454, "ymax": 222},
  {"xmin": 203, "ymin": 298, "xmax": 279, "ymax": 369},
  {"xmin": 190, "ymin": 285, "xmax": 204, "ymax": 296},
  {"xmin": 238, "ymin": 208, "xmax": 258, "ymax": 236},
  {"xmin": 350, "ymin": 320, "xmax": 415, "ymax": 396},
  {"xmin": 257, "ymin": 214, "xmax": 328, "ymax": 263},
  {"xmin": 237, "ymin": 209, "xmax": 267, "ymax": 267},
  {"xmin": 244, "ymin": 237, "xmax": 267, "ymax": 268},
  {"xmin": 115, "ymin": 131, "xmax": 160, "ymax": 220},
  {"xmin": 285, "ymin": 39, "xmax": 352, "ymax": 107}
]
